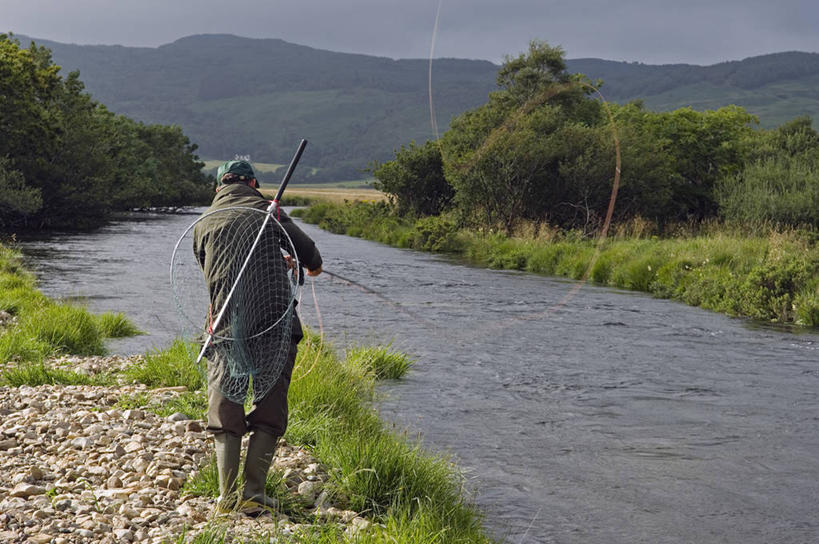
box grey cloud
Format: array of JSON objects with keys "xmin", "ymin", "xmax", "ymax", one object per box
[{"xmin": 1, "ymin": 0, "xmax": 817, "ymax": 65}]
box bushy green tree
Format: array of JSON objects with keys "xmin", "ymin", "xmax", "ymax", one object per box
[
  {"xmin": 440, "ymin": 41, "xmax": 615, "ymax": 232},
  {"xmin": 377, "ymin": 40, "xmax": 763, "ymax": 233},
  {"xmin": 633, "ymin": 105, "xmax": 757, "ymax": 221},
  {"xmin": 0, "ymin": 158, "xmax": 42, "ymax": 226},
  {"xmin": 0, "ymin": 34, "xmax": 212, "ymax": 230},
  {"xmin": 371, "ymin": 141, "xmax": 452, "ymax": 216}
]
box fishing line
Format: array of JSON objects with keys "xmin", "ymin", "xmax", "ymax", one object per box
[
  {"xmin": 321, "ymin": 269, "xmax": 434, "ymax": 326},
  {"xmin": 291, "ymin": 278, "xmax": 325, "ymax": 383},
  {"xmin": 428, "ymin": 0, "xmax": 443, "ymax": 140}
]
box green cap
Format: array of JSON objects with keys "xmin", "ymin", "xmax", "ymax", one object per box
[{"xmin": 217, "ymin": 160, "xmax": 256, "ymax": 184}]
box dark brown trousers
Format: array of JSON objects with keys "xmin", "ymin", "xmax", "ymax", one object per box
[{"xmin": 206, "ymin": 339, "xmax": 299, "ymax": 437}]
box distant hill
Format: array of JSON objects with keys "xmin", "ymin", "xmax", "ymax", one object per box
[
  {"xmin": 10, "ymin": 33, "xmax": 819, "ymax": 182},
  {"xmin": 13, "ymin": 33, "xmax": 497, "ymax": 182},
  {"xmin": 566, "ymin": 53, "xmax": 819, "ymax": 128}
]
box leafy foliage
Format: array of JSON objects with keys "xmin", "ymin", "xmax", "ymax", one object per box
[
  {"xmin": 371, "ymin": 141, "xmax": 452, "ymax": 216},
  {"xmin": 0, "ymin": 34, "xmax": 213, "ymax": 230},
  {"xmin": 371, "ymin": 40, "xmax": 816, "ymax": 234},
  {"xmin": 717, "ymin": 117, "xmax": 819, "ymax": 227}
]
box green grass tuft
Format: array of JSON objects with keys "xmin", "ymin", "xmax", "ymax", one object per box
[
  {"xmin": 0, "ymin": 362, "xmax": 116, "ymax": 387},
  {"xmin": 346, "ymin": 345, "xmax": 415, "ymax": 380},
  {"xmin": 124, "ymin": 339, "xmax": 204, "ymax": 390},
  {"xmin": 19, "ymin": 304, "xmax": 107, "ymax": 356},
  {"xmin": 95, "ymin": 312, "xmax": 142, "ymax": 338}
]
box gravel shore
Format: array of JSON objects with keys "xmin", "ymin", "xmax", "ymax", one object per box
[{"xmin": 0, "ymin": 356, "xmax": 372, "ymax": 543}]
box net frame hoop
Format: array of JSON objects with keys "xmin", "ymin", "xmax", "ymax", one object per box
[{"xmin": 170, "ymin": 205, "xmax": 301, "ymax": 342}]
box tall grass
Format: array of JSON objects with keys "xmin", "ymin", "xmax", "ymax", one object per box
[
  {"xmin": 346, "ymin": 344, "xmax": 414, "ymax": 380},
  {"xmin": 717, "ymin": 156, "xmax": 819, "ymax": 227},
  {"xmin": 96, "ymin": 312, "xmax": 143, "ymax": 337}
]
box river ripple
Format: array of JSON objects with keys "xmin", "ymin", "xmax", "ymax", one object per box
[{"xmin": 19, "ymin": 210, "xmax": 819, "ymax": 544}]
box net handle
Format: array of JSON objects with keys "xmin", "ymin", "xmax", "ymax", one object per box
[{"xmin": 273, "ymin": 139, "xmax": 308, "ymax": 204}]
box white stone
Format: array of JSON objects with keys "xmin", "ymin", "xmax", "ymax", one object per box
[
  {"xmin": 123, "ymin": 410, "xmax": 144, "ymax": 421},
  {"xmin": 297, "ymin": 480, "xmax": 322, "ymax": 503},
  {"xmin": 113, "ymin": 529, "xmax": 135, "ymax": 541},
  {"xmin": 71, "ymin": 437, "xmax": 94, "ymax": 449},
  {"xmin": 9, "ymin": 483, "xmax": 46, "ymax": 498}
]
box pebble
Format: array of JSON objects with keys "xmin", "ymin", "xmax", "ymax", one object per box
[
  {"xmin": 0, "ymin": 360, "xmax": 371, "ymax": 543},
  {"xmin": 9, "ymin": 483, "xmax": 45, "ymax": 498}
]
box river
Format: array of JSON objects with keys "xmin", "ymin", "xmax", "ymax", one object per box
[{"xmin": 18, "ymin": 210, "xmax": 819, "ymax": 544}]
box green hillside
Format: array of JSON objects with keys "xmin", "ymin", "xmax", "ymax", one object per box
[
  {"xmin": 11, "ymin": 33, "xmax": 818, "ymax": 181},
  {"xmin": 13, "ymin": 34, "xmax": 497, "ymax": 182},
  {"xmin": 567, "ymin": 53, "xmax": 819, "ymax": 127}
]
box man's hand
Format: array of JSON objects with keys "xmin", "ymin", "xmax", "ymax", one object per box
[{"xmin": 306, "ymin": 266, "xmax": 322, "ymax": 277}]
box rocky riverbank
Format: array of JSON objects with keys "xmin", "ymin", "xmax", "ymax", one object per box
[{"xmin": 0, "ymin": 357, "xmax": 373, "ymax": 544}]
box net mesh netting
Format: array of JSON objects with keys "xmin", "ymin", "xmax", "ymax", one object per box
[{"xmin": 171, "ymin": 206, "xmax": 300, "ymax": 404}]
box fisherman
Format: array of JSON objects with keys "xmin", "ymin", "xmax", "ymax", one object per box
[{"xmin": 193, "ymin": 159, "xmax": 322, "ymax": 512}]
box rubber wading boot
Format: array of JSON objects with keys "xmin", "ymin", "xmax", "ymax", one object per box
[
  {"xmin": 241, "ymin": 430, "xmax": 279, "ymax": 510},
  {"xmin": 214, "ymin": 432, "xmax": 242, "ymax": 513}
]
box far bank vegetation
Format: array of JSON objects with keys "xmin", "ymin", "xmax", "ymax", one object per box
[
  {"xmin": 294, "ymin": 41, "xmax": 819, "ymax": 326},
  {"xmin": 0, "ymin": 35, "xmax": 213, "ymax": 231}
]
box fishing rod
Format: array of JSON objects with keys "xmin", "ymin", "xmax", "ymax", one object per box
[
  {"xmin": 273, "ymin": 139, "xmax": 308, "ymax": 206},
  {"xmin": 195, "ymin": 139, "xmax": 308, "ymax": 364}
]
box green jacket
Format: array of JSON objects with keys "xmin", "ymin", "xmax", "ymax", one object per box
[{"xmin": 192, "ymin": 183, "xmax": 322, "ymax": 340}]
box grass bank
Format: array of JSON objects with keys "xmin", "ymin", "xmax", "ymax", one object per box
[
  {"xmin": 0, "ymin": 244, "xmax": 141, "ymax": 365},
  {"xmin": 293, "ymin": 201, "xmax": 819, "ymax": 327},
  {"xmin": 5, "ymin": 332, "xmax": 493, "ymax": 542}
]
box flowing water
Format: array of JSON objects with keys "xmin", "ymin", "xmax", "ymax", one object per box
[{"xmin": 18, "ymin": 210, "xmax": 819, "ymax": 544}]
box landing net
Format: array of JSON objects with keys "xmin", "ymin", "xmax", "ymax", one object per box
[{"xmin": 170, "ymin": 206, "xmax": 300, "ymax": 404}]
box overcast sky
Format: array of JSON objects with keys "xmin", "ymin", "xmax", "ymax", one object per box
[{"xmin": 2, "ymin": 0, "xmax": 818, "ymax": 65}]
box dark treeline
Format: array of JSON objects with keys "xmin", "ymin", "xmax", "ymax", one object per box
[
  {"xmin": 372, "ymin": 41, "xmax": 819, "ymax": 234},
  {"xmin": 0, "ymin": 35, "xmax": 213, "ymax": 230}
]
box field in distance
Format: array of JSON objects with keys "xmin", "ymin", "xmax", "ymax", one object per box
[{"xmin": 260, "ymin": 184, "xmax": 386, "ymax": 204}]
